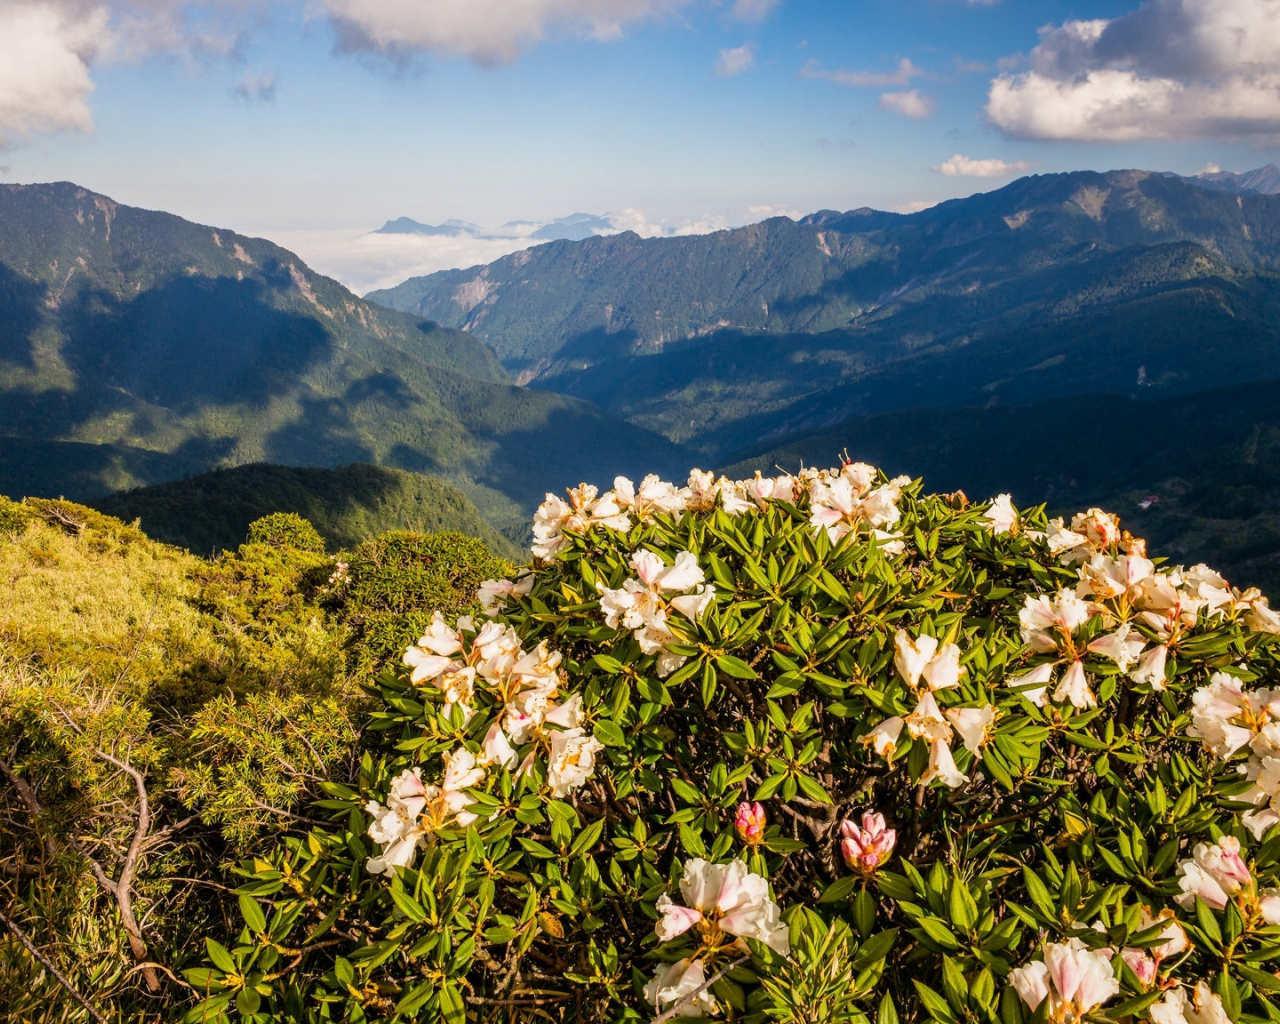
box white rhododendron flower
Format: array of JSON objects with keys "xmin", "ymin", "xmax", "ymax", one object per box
[
  {"xmin": 893, "ymin": 629, "xmax": 937, "ymax": 689},
  {"xmin": 364, "ymin": 755, "xmax": 484, "ymax": 876},
  {"xmin": 1087, "ymin": 623, "xmax": 1145, "ymax": 672},
  {"xmin": 597, "ymin": 549, "xmax": 716, "ymax": 677},
  {"xmin": 477, "ymin": 574, "xmax": 534, "ymax": 615},
  {"xmin": 860, "ymin": 716, "xmax": 905, "ymax": 761},
  {"xmin": 982, "ymin": 493, "xmax": 1018, "ymax": 534},
  {"xmin": 1007, "ymin": 662, "xmax": 1053, "ymax": 707},
  {"xmin": 809, "ymin": 468, "xmax": 910, "ymax": 544},
  {"xmin": 655, "ymin": 858, "xmax": 790, "ymax": 956},
  {"xmin": 944, "ymin": 705, "xmax": 997, "ymax": 755},
  {"xmin": 1176, "ymin": 837, "xmax": 1252, "ymax": 910},
  {"xmin": 1149, "ymin": 982, "xmax": 1232, "ymax": 1024},
  {"xmin": 1077, "ymin": 552, "xmax": 1155, "ymax": 602},
  {"xmin": 643, "ymin": 958, "xmax": 716, "ymax": 1017},
  {"xmin": 1053, "ymin": 660, "xmax": 1095, "ymax": 710},
  {"xmin": 1008, "ymin": 941, "xmax": 1119, "ymax": 1018},
  {"xmin": 546, "ymin": 728, "xmax": 605, "ymax": 798},
  {"xmin": 532, "ymin": 483, "xmax": 632, "ymax": 560},
  {"xmin": 614, "ymin": 474, "xmax": 690, "ymax": 521},
  {"xmin": 1019, "ymin": 589, "xmax": 1093, "ymax": 653},
  {"xmin": 905, "ymin": 692, "xmax": 952, "ymax": 744},
  {"xmin": 1184, "ymin": 671, "xmax": 1280, "ymax": 837},
  {"xmin": 921, "ymin": 738, "xmax": 969, "ymax": 788},
  {"xmin": 894, "ymin": 630, "xmax": 965, "ymax": 691}
]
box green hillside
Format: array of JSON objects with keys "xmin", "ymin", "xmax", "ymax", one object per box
[
  {"xmin": 92, "ymin": 462, "xmax": 519, "ymax": 557},
  {"xmin": 368, "ymin": 171, "xmax": 1280, "ymax": 457},
  {"xmin": 0, "ymin": 183, "xmax": 694, "ymax": 538},
  {"xmin": 722, "ymin": 376, "xmax": 1280, "ymax": 593}
]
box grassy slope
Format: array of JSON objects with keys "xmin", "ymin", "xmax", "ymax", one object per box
[
  {"xmin": 721, "ymin": 377, "xmax": 1280, "ymax": 593},
  {"xmin": 93, "ymin": 462, "xmax": 520, "ymax": 558}
]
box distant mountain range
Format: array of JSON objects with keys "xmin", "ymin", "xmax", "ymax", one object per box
[
  {"xmin": 0, "ymin": 182, "xmax": 691, "ymax": 539},
  {"xmin": 372, "ymin": 212, "xmax": 615, "ymax": 243},
  {"xmin": 367, "ymin": 168, "xmax": 1280, "ymax": 459},
  {"xmin": 1185, "ymin": 163, "xmax": 1280, "ymax": 196}
]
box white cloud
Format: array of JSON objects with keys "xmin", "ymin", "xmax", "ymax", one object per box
[
  {"xmin": 799, "ymin": 56, "xmax": 922, "ymax": 88},
  {"xmin": 894, "ymin": 200, "xmax": 936, "ymax": 214},
  {"xmin": 0, "ymin": 1, "xmax": 246, "ymax": 146},
  {"xmin": 986, "ymin": 0, "xmax": 1280, "ymax": 141},
  {"xmin": 0, "ymin": 2, "xmax": 104, "ymax": 145},
  {"xmin": 232, "ymin": 70, "xmax": 278, "ymax": 103},
  {"xmin": 715, "ymin": 43, "xmax": 754, "ymax": 77},
  {"xmin": 321, "ymin": 0, "xmax": 698, "ymax": 64},
  {"xmin": 932, "ymin": 153, "xmax": 1036, "ymax": 177},
  {"xmin": 878, "ymin": 89, "xmax": 935, "ymax": 119},
  {"xmin": 727, "ymin": 0, "xmax": 778, "ymax": 21}
]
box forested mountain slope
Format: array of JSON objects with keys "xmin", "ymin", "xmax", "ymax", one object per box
[
  {"xmin": 93, "ymin": 462, "xmax": 518, "ymax": 557},
  {"xmin": 369, "ymin": 171, "xmax": 1280, "ymax": 457},
  {"xmin": 0, "ymin": 183, "xmax": 692, "ymax": 536}
]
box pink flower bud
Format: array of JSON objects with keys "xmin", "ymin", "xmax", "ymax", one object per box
[
  {"xmin": 839, "ymin": 811, "xmax": 897, "ymax": 875},
  {"xmin": 1121, "ymin": 948, "xmax": 1157, "ymax": 988},
  {"xmin": 735, "ymin": 801, "xmax": 766, "ymax": 846}
]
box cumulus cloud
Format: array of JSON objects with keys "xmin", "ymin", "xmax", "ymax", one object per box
[
  {"xmin": 986, "ymin": 0, "xmax": 1280, "ymax": 141},
  {"xmin": 715, "ymin": 43, "xmax": 754, "ymax": 77},
  {"xmin": 232, "ymin": 70, "xmax": 278, "ymax": 102},
  {"xmin": 879, "ymin": 89, "xmax": 935, "ymax": 119},
  {"xmin": 799, "ymin": 56, "xmax": 922, "ymax": 88},
  {"xmin": 932, "ymin": 153, "xmax": 1036, "ymax": 177},
  {"xmin": 0, "ymin": 0, "xmax": 247, "ymax": 146},
  {"xmin": 321, "ymin": 0, "xmax": 698, "ymax": 64},
  {"xmin": 0, "ymin": 2, "xmax": 105, "ymax": 145}
]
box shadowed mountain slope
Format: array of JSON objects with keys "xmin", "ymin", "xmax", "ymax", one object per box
[
  {"xmin": 722, "ymin": 377, "xmax": 1280, "ymax": 594},
  {"xmin": 0, "ymin": 183, "xmax": 693, "ymax": 537}
]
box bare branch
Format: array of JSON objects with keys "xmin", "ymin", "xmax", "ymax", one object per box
[{"xmin": 90, "ymin": 746, "xmax": 161, "ymax": 992}]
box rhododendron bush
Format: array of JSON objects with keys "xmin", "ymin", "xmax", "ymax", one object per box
[{"xmin": 186, "ymin": 465, "xmax": 1280, "ymax": 1024}]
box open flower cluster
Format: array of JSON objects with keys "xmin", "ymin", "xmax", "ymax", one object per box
[
  {"xmin": 362, "ymin": 610, "xmax": 604, "ymax": 876},
  {"xmin": 598, "ymin": 549, "xmax": 717, "ymax": 677},
  {"xmin": 531, "ymin": 464, "xmax": 911, "ymax": 561},
  {"xmin": 1188, "ymin": 672, "xmax": 1280, "ymax": 837},
  {"xmin": 196, "ymin": 465, "xmax": 1280, "ymax": 1024}
]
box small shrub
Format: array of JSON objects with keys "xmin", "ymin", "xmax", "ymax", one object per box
[
  {"xmin": 246, "ymin": 512, "xmax": 325, "ymax": 554},
  {"xmin": 334, "ymin": 530, "xmax": 513, "ymax": 676}
]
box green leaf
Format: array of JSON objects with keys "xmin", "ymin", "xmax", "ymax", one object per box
[
  {"xmin": 594, "ymin": 719, "xmax": 626, "ymax": 747},
  {"xmin": 716, "ymin": 655, "xmax": 758, "ymax": 679},
  {"xmin": 1196, "ymin": 897, "xmax": 1224, "ymax": 948},
  {"xmin": 819, "ymin": 875, "xmax": 859, "ymax": 904},
  {"xmin": 878, "ymin": 992, "xmax": 900, "ymax": 1024},
  {"xmin": 238, "ymin": 894, "xmax": 267, "ymax": 936},
  {"xmin": 440, "ymin": 982, "xmax": 466, "ymax": 1024},
  {"xmin": 206, "ymin": 939, "xmax": 236, "ymax": 974},
  {"xmin": 390, "ymin": 887, "xmax": 427, "ymax": 924},
  {"xmin": 949, "ymin": 878, "xmax": 978, "ymax": 933}
]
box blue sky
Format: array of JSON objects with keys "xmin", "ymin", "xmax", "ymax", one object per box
[{"xmin": 2, "ymin": 0, "xmax": 1277, "ymax": 285}]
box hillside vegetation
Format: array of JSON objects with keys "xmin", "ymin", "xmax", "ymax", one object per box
[
  {"xmin": 92, "ymin": 462, "xmax": 518, "ymax": 557},
  {"xmin": 0, "ymin": 183, "xmax": 692, "ymax": 538},
  {"xmin": 0, "ymin": 495, "xmax": 510, "ymax": 1022}
]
